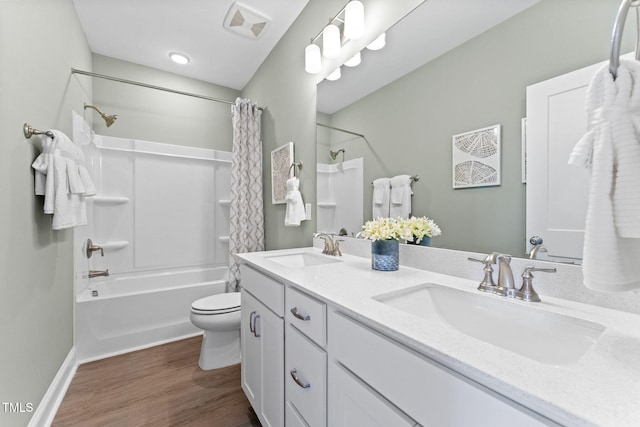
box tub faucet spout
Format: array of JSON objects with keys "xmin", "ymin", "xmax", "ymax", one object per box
[{"xmin": 89, "ymin": 269, "xmax": 110, "ymax": 279}]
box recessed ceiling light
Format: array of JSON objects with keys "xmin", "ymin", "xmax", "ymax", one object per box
[{"xmin": 169, "ymin": 52, "xmax": 190, "ymax": 65}]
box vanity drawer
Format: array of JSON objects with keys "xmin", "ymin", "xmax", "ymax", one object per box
[
  {"xmin": 286, "ymin": 287, "xmax": 327, "ymax": 347},
  {"xmin": 285, "ymin": 324, "xmax": 327, "ymax": 427},
  {"xmin": 240, "ymin": 264, "xmax": 284, "ymax": 316},
  {"xmin": 329, "ymin": 311, "xmax": 548, "ymax": 427}
]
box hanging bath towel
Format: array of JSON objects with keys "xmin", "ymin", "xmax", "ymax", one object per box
[
  {"xmin": 372, "ymin": 177, "xmax": 390, "ymax": 218},
  {"xmin": 569, "ymin": 59, "xmax": 640, "ymax": 292},
  {"xmin": 389, "ymin": 175, "xmax": 412, "ymax": 219},
  {"xmin": 284, "ymin": 177, "xmax": 306, "ymax": 226}
]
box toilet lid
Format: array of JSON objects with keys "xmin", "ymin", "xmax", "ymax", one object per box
[{"xmin": 191, "ymin": 292, "xmax": 241, "ymax": 315}]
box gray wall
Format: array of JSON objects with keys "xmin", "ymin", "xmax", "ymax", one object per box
[
  {"xmin": 92, "ymin": 54, "xmax": 240, "ymax": 150},
  {"xmin": 0, "ymin": 1, "xmax": 92, "ymax": 426},
  {"xmin": 326, "ymin": 0, "xmax": 635, "ymax": 256},
  {"xmin": 242, "ymin": 0, "xmax": 423, "ymax": 250}
]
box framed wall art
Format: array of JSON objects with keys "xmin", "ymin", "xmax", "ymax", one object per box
[
  {"xmin": 271, "ymin": 142, "xmax": 294, "ymax": 204},
  {"xmin": 452, "ymin": 124, "xmax": 501, "ymax": 189}
]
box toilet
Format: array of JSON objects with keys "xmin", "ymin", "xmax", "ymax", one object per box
[{"xmin": 190, "ymin": 291, "xmax": 241, "ymax": 370}]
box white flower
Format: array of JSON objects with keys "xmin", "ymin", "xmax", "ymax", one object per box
[
  {"xmin": 361, "ymin": 217, "xmax": 413, "ymax": 241},
  {"xmin": 404, "ymin": 216, "xmax": 442, "ymax": 244}
]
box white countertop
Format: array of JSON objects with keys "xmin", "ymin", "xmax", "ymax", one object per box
[{"xmin": 237, "ymin": 247, "xmax": 640, "ymax": 427}]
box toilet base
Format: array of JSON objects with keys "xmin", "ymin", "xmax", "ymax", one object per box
[{"xmin": 199, "ymin": 329, "xmax": 241, "ymax": 370}]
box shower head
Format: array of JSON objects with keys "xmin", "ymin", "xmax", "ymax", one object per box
[
  {"xmin": 84, "ymin": 103, "xmax": 118, "ymax": 127},
  {"xmin": 330, "ymin": 148, "xmax": 345, "ymax": 160}
]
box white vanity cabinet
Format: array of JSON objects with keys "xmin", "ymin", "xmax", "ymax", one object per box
[
  {"xmin": 284, "ymin": 287, "xmax": 328, "ymax": 427},
  {"xmin": 240, "ymin": 265, "xmax": 284, "ymax": 427},
  {"xmin": 329, "ymin": 311, "xmax": 552, "ymax": 427}
]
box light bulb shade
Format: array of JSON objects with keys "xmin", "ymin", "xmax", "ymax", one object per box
[
  {"xmin": 322, "ymin": 24, "xmax": 341, "ymax": 58},
  {"xmin": 326, "ymin": 67, "xmax": 341, "ymax": 81},
  {"xmin": 366, "ymin": 32, "xmax": 386, "ymax": 51},
  {"xmin": 344, "ymin": 1, "xmax": 365, "ymax": 40},
  {"xmin": 169, "ymin": 52, "xmax": 190, "ymax": 64},
  {"xmin": 305, "ymin": 43, "xmax": 322, "ymax": 74},
  {"xmin": 344, "ymin": 51, "xmax": 361, "ymax": 67}
]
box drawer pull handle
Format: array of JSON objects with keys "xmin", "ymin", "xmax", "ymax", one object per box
[
  {"xmin": 253, "ymin": 315, "xmax": 261, "ymax": 338},
  {"xmin": 290, "ymin": 369, "xmax": 310, "ymax": 389},
  {"xmin": 290, "ymin": 307, "xmax": 311, "ymax": 321},
  {"xmin": 249, "ymin": 311, "xmax": 257, "ymax": 333}
]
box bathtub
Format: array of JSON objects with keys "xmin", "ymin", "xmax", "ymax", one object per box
[{"xmin": 75, "ymin": 266, "xmax": 227, "ymax": 363}]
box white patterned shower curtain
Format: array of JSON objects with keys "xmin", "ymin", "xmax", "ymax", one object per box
[{"xmin": 228, "ymin": 98, "xmax": 264, "ymax": 292}]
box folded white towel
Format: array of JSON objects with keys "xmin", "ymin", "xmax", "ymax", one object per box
[
  {"xmin": 569, "ymin": 59, "xmax": 640, "ymax": 292},
  {"xmin": 372, "ymin": 178, "xmax": 390, "ymax": 218},
  {"xmin": 31, "ymin": 130, "xmax": 95, "ymax": 230},
  {"xmin": 389, "ymin": 175, "xmax": 412, "ymax": 219},
  {"xmin": 285, "ymin": 177, "xmax": 306, "ymax": 227}
]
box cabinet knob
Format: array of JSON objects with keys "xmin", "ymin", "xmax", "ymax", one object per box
[
  {"xmin": 290, "ymin": 307, "xmax": 311, "ymax": 321},
  {"xmin": 290, "ymin": 369, "xmax": 310, "ymax": 389}
]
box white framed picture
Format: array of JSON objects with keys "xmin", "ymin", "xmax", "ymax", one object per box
[
  {"xmin": 452, "ymin": 124, "xmax": 501, "ymax": 189},
  {"xmin": 271, "ymin": 142, "xmax": 294, "ymax": 204}
]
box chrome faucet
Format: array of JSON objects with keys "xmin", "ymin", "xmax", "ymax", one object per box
[
  {"xmin": 313, "ymin": 233, "xmax": 342, "ymax": 256},
  {"xmin": 528, "ymin": 244, "xmax": 548, "ymax": 259},
  {"xmin": 493, "ymin": 254, "xmax": 517, "ymax": 298}
]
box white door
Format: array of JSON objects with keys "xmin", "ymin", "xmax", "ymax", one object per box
[{"xmin": 525, "ymin": 60, "xmax": 605, "ymax": 262}]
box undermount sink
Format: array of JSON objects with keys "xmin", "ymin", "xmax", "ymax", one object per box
[
  {"xmin": 264, "ymin": 251, "xmax": 342, "ymax": 269},
  {"xmin": 374, "ymin": 284, "xmax": 605, "ymax": 365}
]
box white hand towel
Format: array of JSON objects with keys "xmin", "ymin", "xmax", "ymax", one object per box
[
  {"xmin": 372, "ymin": 178, "xmax": 390, "ymax": 218},
  {"xmin": 569, "ymin": 59, "xmax": 640, "ymax": 292},
  {"xmin": 389, "ymin": 175, "xmax": 412, "ymax": 219},
  {"xmin": 31, "ymin": 130, "xmax": 94, "ymax": 230},
  {"xmin": 285, "ymin": 177, "xmax": 306, "ymax": 227}
]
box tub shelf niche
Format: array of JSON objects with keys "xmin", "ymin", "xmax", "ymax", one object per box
[
  {"xmin": 219, "ymin": 236, "xmax": 230, "ymax": 243},
  {"xmin": 218, "ymin": 200, "xmax": 231, "ymax": 207},
  {"xmin": 92, "ymin": 195, "xmax": 130, "ymax": 205},
  {"xmin": 94, "ymin": 240, "xmax": 129, "ymax": 251}
]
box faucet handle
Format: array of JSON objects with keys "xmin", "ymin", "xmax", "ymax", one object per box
[
  {"xmin": 334, "ymin": 239, "xmax": 343, "ymax": 257},
  {"xmin": 516, "ymin": 266, "xmax": 556, "ymax": 302},
  {"xmin": 467, "ymin": 257, "xmax": 497, "ymax": 292}
]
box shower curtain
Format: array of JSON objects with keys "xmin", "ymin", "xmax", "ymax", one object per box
[{"xmin": 228, "ymin": 98, "xmax": 264, "ymax": 292}]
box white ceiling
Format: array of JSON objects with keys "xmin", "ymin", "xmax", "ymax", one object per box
[
  {"xmin": 72, "ymin": 0, "xmax": 540, "ymax": 113},
  {"xmin": 72, "ymin": 0, "xmax": 309, "ymax": 90}
]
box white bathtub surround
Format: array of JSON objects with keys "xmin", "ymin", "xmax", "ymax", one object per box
[
  {"xmin": 240, "ymin": 245, "xmax": 640, "ymax": 426},
  {"xmin": 72, "ymin": 125, "xmax": 233, "ymax": 362},
  {"xmin": 317, "ymin": 157, "xmax": 363, "ymax": 236},
  {"xmin": 229, "ymin": 98, "xmax": 264, "ymax": 291}
]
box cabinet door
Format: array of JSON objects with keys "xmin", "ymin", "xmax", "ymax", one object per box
[
  {"xmin": 329, "ymin": 362, "xmax": 416, "ymax": 427},
  {"xmin": 241, "ymin": 289, "xmax": 285, "ymax": 427}
]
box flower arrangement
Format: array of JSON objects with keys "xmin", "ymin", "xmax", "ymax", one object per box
[
  {"xmin": 361, "ymin": 216, "xmax": 442, "ymax": 243},
  {"xmin": 361, "ymin": 217, "xmax": 413, "ymax": 241},
  {"xmin": 405, "ymin": 216, "xmax": 441, "ymax": 244}
]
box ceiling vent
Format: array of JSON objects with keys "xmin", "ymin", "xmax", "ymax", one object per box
[{"xmin": 223, "ymin": 2, "xmax": 271, "ymax": 39}]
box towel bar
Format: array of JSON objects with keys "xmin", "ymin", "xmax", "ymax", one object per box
[
  {"xmin": 23, "ymin": 123, "xmax": 54, "ymax": 139},
  {"xmin": 289, "ymin": 161, "xmax": 303, "ymax": 177}
]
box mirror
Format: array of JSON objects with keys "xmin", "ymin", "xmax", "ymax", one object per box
[{"xmin": 316, "ymin": 0, "xmax": 634, "ymax": 259}]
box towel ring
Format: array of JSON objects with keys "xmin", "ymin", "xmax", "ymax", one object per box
[{"xmin": 289, "ymin": 161, "xmax": 303, "ymax": 177}]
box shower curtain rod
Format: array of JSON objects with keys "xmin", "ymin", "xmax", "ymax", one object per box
[
  {"xmin": 71, "ymin": 68, "xmax": 264, "ymax": 111},
  {"xmin": 316, "ymin": 122, "xmax": 365, "ymax": 138}
]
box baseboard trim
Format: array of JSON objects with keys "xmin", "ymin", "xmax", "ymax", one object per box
[{"xmin": 28, "ymin": 347, "xmax": 77, "ymax": 427}]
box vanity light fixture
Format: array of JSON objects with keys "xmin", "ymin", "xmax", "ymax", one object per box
[
  {"xmin": 322, "ymin": 24, "xmax": 341, "ymax": 58},
  {"xmin": 344, "ymin": 51, "xmax": 361, "ymax": 67},
  {"xmin": 366, "ymin": 32, "xmax": 386, "ymax": 50},
  {"xmin": 304, "ymin": 1, "xmax": 366, "ymax": 74},
  {"xmin": 326, "ymin": 67, "xmax": 342, "ymax": 81},
  {"xmin": 169, "ymin": 52, "xmax": 190, "ymax": 65}
]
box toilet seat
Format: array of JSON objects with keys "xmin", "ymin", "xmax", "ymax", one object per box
[{"xmin": 191, "ymin": 292, "xmax": 241, "ymax": 315}]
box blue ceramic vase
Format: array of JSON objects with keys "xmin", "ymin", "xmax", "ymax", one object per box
[{"xmin": 371, "ymin": 239, "xmax": 399, "ymax": 271}]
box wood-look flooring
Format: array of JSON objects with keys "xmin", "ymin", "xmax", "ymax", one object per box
[{"xmin": 53, "ymin": 336, "xmax": 261, "ymax": 427}]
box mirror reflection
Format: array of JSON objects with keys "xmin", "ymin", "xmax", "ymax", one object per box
[{"xmin": 316, "ymin": 0, "xmax": 634, "ymax": 260}]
